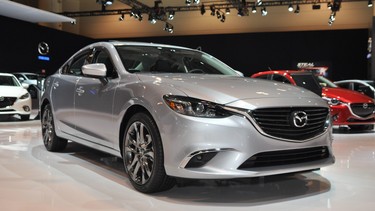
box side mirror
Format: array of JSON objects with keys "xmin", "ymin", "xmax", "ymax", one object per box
[
  {"xmin": 22, "ymin": 83, "xmax": 29, "ymax": 89},
  {"xmin": 234, "ymin": 70, "xmax": 244, "ymax": 77},
  {"xmin": 82, "ymin": 63, "xmax": 107, "ymax": 77}
]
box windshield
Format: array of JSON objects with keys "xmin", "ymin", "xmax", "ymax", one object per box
[
  {"xmin": 115, "ymin": 46, "xmax": 238, "ymax": 75},
  {"xmin": 0, "ymin": 75, "xmax": 21, "ymax": 86},
  {"xmin": 317, "ymin": 76, "xmax": 338, "ymax": 88},
  {"xmin": 291, "ymin": 73, "xmax": 322, "ymax": 96},
  {"xmin": 24, "ymin": 74, "xmax": 38, "ymax": 80}
]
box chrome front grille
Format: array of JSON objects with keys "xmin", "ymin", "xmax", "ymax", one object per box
[
  {"xmin": 350, "ymin": 103, "xmax": 375, "ymax": 117},
  {"xmin": 0, "ymin": 97, "xmax": 17, "ymax": 108},
  {"xmin": 251, "ymin": 107, "xmax": 329, "ymax": 141}
]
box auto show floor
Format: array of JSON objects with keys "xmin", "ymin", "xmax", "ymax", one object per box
[{"xmin": 1, "ymin": 111, "xmax": 375, "ymax": 211}]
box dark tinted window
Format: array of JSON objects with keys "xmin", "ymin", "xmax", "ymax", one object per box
[{"xmin": 291, "ymin": 74, "xmax": 322, "ymax": 96}]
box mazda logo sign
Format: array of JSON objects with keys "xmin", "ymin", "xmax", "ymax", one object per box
[
  {"xmin": 363, "ymin": 103, "xmax": 368, "ymax": 109},
  {"xmin": 0, "ymin": 96, "xmax": 4, "ymax": 101},
  {"xmin": 291, "ymin": 111, "xmax": 308, "ymax": 128}
]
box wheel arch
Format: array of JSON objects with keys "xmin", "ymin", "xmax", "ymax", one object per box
[{"xmin": 119, "ymin": 105, "xmax": 158, "ymax": 157}]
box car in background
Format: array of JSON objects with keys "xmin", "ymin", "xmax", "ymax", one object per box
[
  {"xmin": 13, "ymin": 72, "xmax": 41, "ymax": 98},
  {"xmin": 334, "ymin": 79, "xmax": 375, "ymax": 99},
  {"xmin": 40, "ymin": 41, "xmax": 334, "ymax": 193},
  {"xmin": 251, "ymin": 70, "xmax": 375, "ymax": 131},
  {"xmin": 0, "ymin": 73, "xmax": 31, "ymax": 120}
]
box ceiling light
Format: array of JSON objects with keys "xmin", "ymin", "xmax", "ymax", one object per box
[
  {"xmin": 200, "ymin": 4, "xmax": 206, "ymax": 15},
  {"xmin": 288, "ymin": 4, "xmax": 294, "ymax": 12},
  {"xmin": 327, "ymin": 2, "xmax": 332, "ymax": 9},
  {"xmin": 237, "ymin": 7, "xmax": 244, "ymax": 16},
  {"xmin": 252, "ymin": 6, "xmax": 257, "ymax": 13},
  {"xmin": 216, "ymin": 10, "xmax": 221, "ymax": 19},
  {"xmin": 164, "ymin": 22, "xmax": 174, "ymax": 33},
  {"xmin": 368, "ymin": 0, "xmax": 373, "ymax": 7},
  {"xmin": 168, "ymin": 10, "xmax": 175, "ymax": 20},
  {"xmin": 193, "ymin": 0, "xmax": 200, "ymax": 4},
  {"xmin": 225, "ymin": 7, "xmax": 230, "ymax": 14},
  {"xmin": 221, "ymin": 14, "xmax": 226, "ymax": 23},
  {"xmin": 119, "ymin": 13, "xmax": 124, "ymax": 21},
  {"xmin": 148, "ymin": 13, "xmax": 157, "ymax": 24},
  {"xmin": 210, "ymin": 5, "xmax": 215, "ymax": 16},
  {"xmin": 185, "ymin": 0, "xmax": 192, "ymax": 6},
  {"xmin": 256, "ymin": 0, "xmax": 263, "ymax": 6},
  {"xmin": 294, "ymin": 4, "xmax": 300, "ymax": 14},
  {"xmin": 261, "ymin": 7, "xmax": 267, "ymax": 16}
]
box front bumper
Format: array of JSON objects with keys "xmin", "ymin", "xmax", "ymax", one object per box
[
  {"xmin": 0, "ymin": 97, "xmax": 32, "ymax": 116},
  {"xmin": 160, "ymin": 111, "xmax": 335, "ymax": 179},
  {"xmin": 330, "ymin": 104, "xmax": 375, "ymax": 126}
]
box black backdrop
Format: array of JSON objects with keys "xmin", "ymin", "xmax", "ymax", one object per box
[{"xmin": 0, "ymin": 15, "xmax": 370, "ymax": 81}]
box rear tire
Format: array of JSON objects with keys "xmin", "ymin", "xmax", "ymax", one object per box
[
  {"xmin": 41, "ymin": 104, "xmax": 67, "ymax": 152},
  {"xmin": 122, "ymin": 112, "xmax": 175, "ymax": 193}
]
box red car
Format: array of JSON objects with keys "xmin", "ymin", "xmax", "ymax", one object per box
[{"xmin": 251, "ymin": 70, "xmax": 375, "ymax": 130}]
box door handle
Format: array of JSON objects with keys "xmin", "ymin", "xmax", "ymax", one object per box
[{"xmin": 76, "ymin": 86, "xmax": 85, "ymax": 96}]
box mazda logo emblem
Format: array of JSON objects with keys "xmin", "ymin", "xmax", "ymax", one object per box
[
  {"xmin": 363, "ymin": 103, "xmax": 368, "ymax": 109},
  {"xmin": 0, "ymin": 96, "xmax": 4, "ymax": 101},
  {"xmin": 291, "ymin": 111, "xmax": 308, "ymax": 128}
]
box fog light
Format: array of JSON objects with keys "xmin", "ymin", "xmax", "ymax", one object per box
[
  {"xmin": 23, "ymin": 106, "xmax": 30, "ymax": 112},
  {"xmin": 185, "ymin": 152, "xmax": 218, "ymax": 168}
]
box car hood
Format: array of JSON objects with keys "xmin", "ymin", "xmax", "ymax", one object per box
[
  {"xmin": 136, "ymin": 74, "xmax": 321, "ymax": 105},
  {"xmin": 0, "ymin": 86, "xmax": 27, "ymax": 97},
  {"xmin": 322, "ymin": 87, "xmax": 374, "ymax": 103}
]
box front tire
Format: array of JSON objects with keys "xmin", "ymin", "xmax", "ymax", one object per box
[
  {"xmin": 123, "ymin": 112, "xmax": 175, "ymax": 193},
  {"xmin": 41, "ymin": 104, "xmax": 67, "ymax": 152}
]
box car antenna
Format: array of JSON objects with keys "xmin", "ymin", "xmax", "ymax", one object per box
[
  {"xmin": 196, "ymin": 46, "xmax": 202, "ymax": 51},
  {"xmin": 268, "ymin": 66, "xmax": 272, "ymax": 70}
]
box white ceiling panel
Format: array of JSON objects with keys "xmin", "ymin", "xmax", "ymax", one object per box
[{"xmin": 0, "ymin": 0, "xmax": 75, "ymax": 23}]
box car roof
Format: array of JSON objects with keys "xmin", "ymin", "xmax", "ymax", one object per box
[
  {"xmin": 335, "ymin": 79, "xmax": 373, "ymax": 83},
  {"xmin": 104, "ymin": 40, "xmax": 194, "ymax": 51},
  {"xmin": 0, "ymin": 73, "xmax": 16, "ymax": 77}
]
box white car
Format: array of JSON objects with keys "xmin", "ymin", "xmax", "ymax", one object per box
[
  {"xmin": 334, "ymin": 79, "xmax": 375, "ymax": 100},
  {"xmin": 0, "ymin": 73, "xmax": 32, "ymax": 120},
  {"xmin": 13, "ymin": 72, "xmax": 41, "ymax": 98}
]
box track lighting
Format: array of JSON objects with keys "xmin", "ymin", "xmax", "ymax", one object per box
[
  {"xmin": 252, "ymin": 6, "xmax": 257, "ymax": 13},
  {"xmin": 210, "ymin": 5, "xmax": 215, "ymax": 16},
  {"xmin": 225, "ymin": 7, "xmax": 230, "ymax": 14},
  {"xmin": 193, "ymin": 0, "xmax": 200, "ymax": 4},
  {"xmin": 216, "ymin": 10, "xmax": 221, "ymax": 19},
  {"xmin": 237, "ymin": 7, "xmax": 244, "ymax": 16},
  {"xmin": 368, "ymin": 0, "xmax": 373, "ymax": 7},
  {"xmin": 221, "ymin": 14, "xmax": 226, "ymax": 23},
  {"xmin": 288, "ymin": 4, "xmax": 294, "ymax": 12},
  {"xmin": 327, "ymin": 2, "xmax": 332, "ymax": 9},
  {"xmin": 164, "ymin": 22, "xmax": 174, "ymax": 33},
  {"xmin": 96, "ymin": 0, "xmax": 113, "ymax": 6},
  {"xmin": 148, "ymin": 13, "xmax": 157, "ymax": 24},
  {"xmin": 256, "ymin": 0, "xmax": 263, "ymax": 6},
  {"xmin": 294, "ymin": 4, "xmax": 300, "ymax": 14},
  {"xmin": 261, "ymin": 7, "xmax": 267, "ymax": 16},
  {"xmin": 168, "ymin": 10, "xmax": 175, "ymax": 20},
  {"xmin": 200, "ymin": 4, "xmax": 206, "ymax": 15},
  {"xmin": 119, "ymin": 13, "xmax": 124, "ymax": 21},
  {"xmin": 185, "ymin": 0, "xmax": 192, "ymax": 6}
]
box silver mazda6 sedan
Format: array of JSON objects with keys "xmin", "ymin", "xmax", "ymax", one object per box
[{"xmin": 40, "ymin": 41, "xmax": 335, "ymax": 193}]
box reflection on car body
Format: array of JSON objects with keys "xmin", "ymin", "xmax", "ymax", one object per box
[{"xmin": 41, "ymin": 41, "xmax": 335, "ymax": 193}]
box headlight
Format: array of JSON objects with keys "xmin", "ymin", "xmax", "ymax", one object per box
[
  {"xmin": 163, "ymin": 95, "xmax": 232, "ymax": 118},
  {"xmin": 322, "ymin": 97, "xmax": 342, "ymax": 106},
  {"xmin": 19, "ymin": 93, "xmax": 30, "ymax": 99}
]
